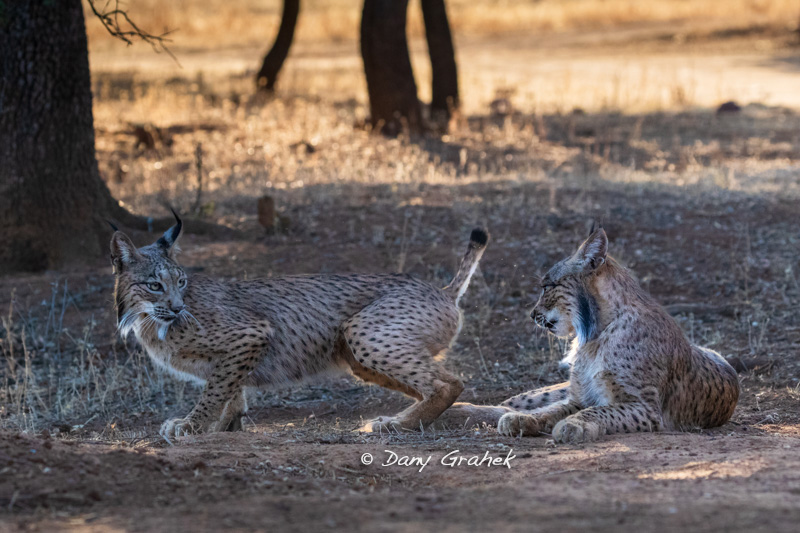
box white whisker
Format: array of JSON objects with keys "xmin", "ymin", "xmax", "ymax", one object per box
[
  {"xmin": 118, "ymin": 308, "xmax": 139, "ymax": 336},
  {"xmin": 140, "ymin": 315, "xmax": 155, "ymax": 335},
  {"xmin": 180, "ymin": 309, "xmax": 201, "ymax": 329}
]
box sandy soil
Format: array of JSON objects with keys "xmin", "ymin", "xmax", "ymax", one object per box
[{"xmin": 3, "ymin": 425, "xmax": 800, "ymax": 532}]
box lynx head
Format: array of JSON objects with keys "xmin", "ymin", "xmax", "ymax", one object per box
[
  {"xmin": 531, "ymin": 225, "xmax": 607, "ymax": 343},
  {"xmin": 110, "ymin": 213, "xmax": 195, "ymax": 340}
]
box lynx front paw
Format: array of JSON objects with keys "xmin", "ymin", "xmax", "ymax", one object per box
[
  {"xmin": 498, "ymin": 412, "xmax": 542, "ymax": 437},
  {"xmin": 160, "ymin": 416, "xmax": 209, "ymax": 440},
  {"xmin": 359, "ymin": 416, "xmax": 405, "ymax": 433},
  {"xmin": 552, "ymin": 418, "xmax": 601, "ymax": 443}
]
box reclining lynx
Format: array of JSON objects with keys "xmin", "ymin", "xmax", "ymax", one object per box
[
  {"xmin": 110, "ymin": 214, "xmax": 487, "ymax": 439},
  {"xmin": 440, "ymin": 226, "xmax": 739, "ymax": 443}
]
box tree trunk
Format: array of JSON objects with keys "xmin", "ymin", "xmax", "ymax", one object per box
[
  {"xmin": 0, "ymin": 0, "xmax": 228, "ymax": 273},
  {"xmin": 0, "ymin": 0, "xmax": 116, "ymax": 272},
  {"xmin": 421, "ymin": 0, "xmax": 459, "ymax": 124},
  {"xmin": 256, "ymin": 0, "xmax": 300, "ymax": 92},
  {"xmin": 360, "ymin": 0, "xmax": 421, "ymax": 136}
]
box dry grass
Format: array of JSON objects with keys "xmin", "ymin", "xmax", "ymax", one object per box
[
  {"xmin": 0, "ymin": 283, "xmax": 195, "ymax": 434},
  {"xmin": 448, "ymin": 0, "xmax": 798, "ymax": 36},
  {"xmin": 3, "ymin": 68, "xmax": 800, "ymax": 435},
  {"xmin": 85, "ymin": 0, "xmax": 800, "ymax": 51},
  {"xmin": 90, "ymin": 70, "xmax": 800, "ymax": 211},
  {"xmin": 85, "ymin": 1, "xmax": 800, "ymax": 118}
]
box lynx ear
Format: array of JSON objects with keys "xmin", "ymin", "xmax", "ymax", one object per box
[
  {"xmin": 110, "ymin": 232, "xmax": 140, "ymax": 272},
  {"xmin": 577, "ymin": 227, "xmax": 608, "ymax": 273},
  {"xmin": 156, "ymin": 209, "xmax": 183, "ymax": 255}
]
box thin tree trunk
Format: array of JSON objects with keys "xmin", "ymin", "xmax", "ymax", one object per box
[
  {"xmin": 360, "ymin": 0, "xmax": 422, "ymax": 136},
  {"xmin": 422, "ymin": 0, "xmax": 459, "ymax": 124},
  {"xmin": 256, "ymin": 0, "xmax": 300, "ymax": 92}
]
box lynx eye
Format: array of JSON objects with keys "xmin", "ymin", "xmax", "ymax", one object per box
[
  {"xmin": 146, "ymin": 282, "xmax": 164, "ymax": 292},
  {"xmin": 178, "ymin": 278, "xmax": 187, "ymax": 289},
  {"xmin": 541, "ymin": 282, "xmax": 562, "ymax": 295}
]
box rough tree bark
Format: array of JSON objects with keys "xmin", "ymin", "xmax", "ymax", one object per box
[
  {"xmin": 256, "ymin": 0, "xmax": 300, "ymax": 92},
  {"xmin": 421, "ymin": 0, "xmax": 459, "ymax": 123},
  {"xmin": 0, "ymin": 0, "xmax": 228, "ymax": 273},
  {"xmin": 360, "ymin": 0, "xmax": 421, "ymax": 136},
  {"xmin": 0, "ymin": 0, "xmax": 120, "ymax": 272}
]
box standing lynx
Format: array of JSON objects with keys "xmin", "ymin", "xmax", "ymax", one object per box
[
  {"xmin": 438, "ymin": 227, "xmax": 739, "ymax": 443},
  {"xmin": 110, "ymin": 214, "xmax": 488, "ymax": 439}
]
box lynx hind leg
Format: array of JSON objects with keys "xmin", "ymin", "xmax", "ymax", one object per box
[
  {"xmin": 501, "ymin": 382, "xmax": 570, "ymax": 413},
  {"xmin": 666, "ymin": 346, "xmax": 739, "ymax": 430},
  {"xmin": 431, "ymin": 382, "xmax": 572, "ymax": 431},
  {"xmin": 348, "ymin": 347, "xmax": 463, "ymax": 433},
  {"xmin": 552, "ymin": 402, "xmax": 661, "ymax": 443},
  {"xmin": 429, "ymin": 403, "xmax": 515, "ymax": 430},
  {"xmin": 341, "ymin": 297, "xmax": 463, "ymax": 432}
]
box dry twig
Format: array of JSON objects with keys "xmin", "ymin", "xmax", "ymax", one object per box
[{"xmin": 86, "ymin": 0, "xmax": 179, "ymax": 65}]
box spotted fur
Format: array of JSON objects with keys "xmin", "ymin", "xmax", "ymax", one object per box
[
  {"xmin": 110, "ymin": 217, "xmax": 488, "ymax": 439},
  {"xmin": 437, "ymin": 227, "xmax": 739, "ymax": 443}
]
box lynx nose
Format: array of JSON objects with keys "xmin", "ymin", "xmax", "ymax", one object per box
[{"xmin": 169, "ymin": 303, "xmax": 185, "ymax": 314}]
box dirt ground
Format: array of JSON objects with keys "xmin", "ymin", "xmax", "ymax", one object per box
[
  {"xmin": 3, "ymin": 11, "xmax": 800, "ymax": 533},
  {"xmin": 3, "ymin": 176, "xmax": 800, "ymax": 531},
  {"xmin": 3, "ymin": 428, "xmax": 800, "ymax": 532}
]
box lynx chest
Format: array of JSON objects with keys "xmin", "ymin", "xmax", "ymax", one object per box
[{"xmin": 571, "ymin": 346, "xmax": 613, "ymax": 408}]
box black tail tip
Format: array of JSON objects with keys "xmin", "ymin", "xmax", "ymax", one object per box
[{"xmin": 470, "ymin": 228, "xmax": 489, "ymax": 247}]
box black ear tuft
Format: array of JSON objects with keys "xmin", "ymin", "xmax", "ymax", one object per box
[
  {"xmin": 107, "ymin": 219, "xmax": 120, "ymax": 232},
  {"xmin": 157, "ymin": 210, "xmax": 183, "ymax": 250},
  {"xmin": 588, "ymin": 220, "xmax": 603, "ymax": 236}
]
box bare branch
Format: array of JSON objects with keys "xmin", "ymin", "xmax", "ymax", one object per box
[{"xmin": 86, "ymin": 0, "xmax": 179, "ymax": 65}]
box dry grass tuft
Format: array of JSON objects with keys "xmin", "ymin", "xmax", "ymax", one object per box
[{"xmin": 0, "ymin": 284, "xmax": 195, "ymax": 435}]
